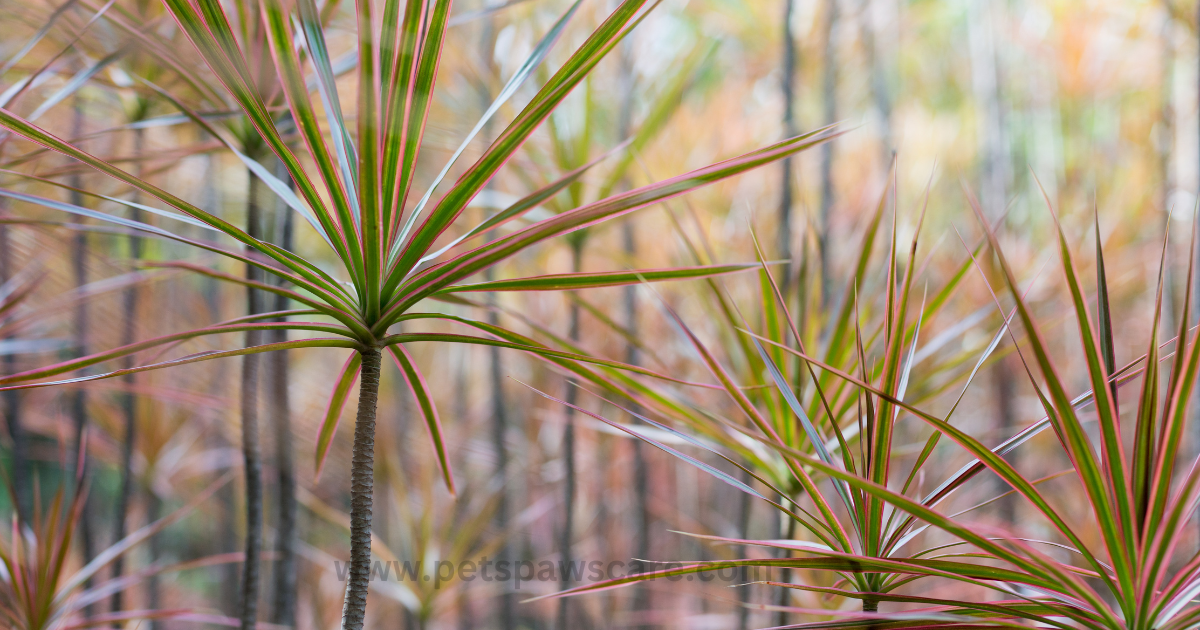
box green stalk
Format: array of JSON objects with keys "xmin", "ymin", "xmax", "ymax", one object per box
[{"xmin": 343, "ymin": 346, "xmax": 382, "ymax": 630}]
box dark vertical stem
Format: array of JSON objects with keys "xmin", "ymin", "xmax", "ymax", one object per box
[
  {"xmin": 111, "ymin": 127, "xmax": 145, "ymax": 615},
  {"xmin": 269, "ymin": 167, "xmax": 297, "ymax": 629},
  {"xmin": 342, "ymin": 346, "xmax": 382, "ymax": 630},
  {"xmin": 779, "ymin": 0, "xmax": 798, "ymax": 289},
  {"xmin": 240, "ymin": 171, "xmax": 265, "ymax": 630},
  {"xmin": 613, "ymin": 29, "xmax": 652, "ymax": 628},
  {"xmin": 736, "ymin": 467, "xmax": 753, "ymax": 630},
  {"xmin": 68, "ymin": 97, "xmax": 91, "ymax": 499},
  {"xmin": 475, "ymin": 16, "xmax": 514, "ymax": 630},
  {"xmin": 487, "ymin": 293, "xmax": 513, "ymax": 630},
  {"xmin": 556, "ymin": 244, "xmax": 582, "ymax": 630},
  {"xmin": 774, "ymin": 3, "xmax": 799, "ymax": 622},
  {"xmin": 0, "ymin": 220, "xmax": 27, "ymax": 525},
  {"xmin": 817, "ymin": 0, "xmax": 839, "ymax": 306},
  {"xmin": 67, "ymin": 123, "xmax": 95, "ymax": 610}
]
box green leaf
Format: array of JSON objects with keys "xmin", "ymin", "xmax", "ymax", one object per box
[
  {"xmin": 384, "ymin": 0, "xmax": 656, "ymax": 289},
  {"xmin": 388, "ymin": 345, "xmax": 456, "ymax": 494},
  {"xmin": 314, "ymin": 353, "xmax": 363, "ymax": 480},
  {"xmin": 395, "ymin": 0, "xmax": 584, "ymax": 250},
  {"xmin": 384, "ymin": 125, "xmax": 840, "ymax": 329},
  {"xmin": 436, "ymin": 263, "xmax": 758, "ymax": 293}
]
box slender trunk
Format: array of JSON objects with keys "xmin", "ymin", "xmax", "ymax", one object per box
[
  {"xmin": 774, "ymin": 5, "xmax": 798, "ymax": 623},
  {"xmin": 342, "ymin": 346, "xmax": 382, "ymax": 630},
  {"xmin": 817, "ymin": 0, "xmax": 839, "ymax": 306},
  {"xmin": 556, "ymin": 245, "xmax": 582, "ymax": 630},
  {"xmin": 0, "ymin": 220, "xmax": 28, "ymax": 525},
  {"xmin": 66, "ymin": 97, "xmax": 94, "ymax": 615},
  {"xmin": 474, "ymin": 17, "xmax": 514, "ymax": 629},
  {"xmin": 612, "ymin": 31, "xmax": 652, "ymax": 628},
  {"xmin": 779, "ymin": 0, "xmax": 798, "ymax": 289},
  {"xmin": 68, "ymin": 99, "xmax": 95, "ymax": 602},
  {"xmin": 240, "ymin": 171, "xmax": 265, "ymax": 630},
  {"xmin": 862, "ymin": 596, "xmax": 879, "ymax": 613},
  {"xmin": 69, "ymin": 209, "xmax": 95, "ymax": 618},
  {"xmin": 111, "ymin": 128, "xmax": 145, "ymax": 615},
  {"xmin": 269, "ymin": 165, "xmax": 298, "ymax": 628},
  {"xmin": 487, "ymin": 293, "xmax": 513, "ymax": 630}
]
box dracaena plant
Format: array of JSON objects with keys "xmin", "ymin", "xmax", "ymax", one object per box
[
  {"xmin": 525, "ymin": 188, "xmax": 1152, "ymax": 626},
  {"xmin": 546, "ymin": 195, "xmax": 1200, "ymax": 630},
  {"xmin": 0, "ymin": 0, "xmax": 836, "ymax": 626},
  {"xmin": 731, "ymin": 199, "xmax": 1200, "ymax": 630},
  {"xmin": 0, "ymin": 463, "xmax": 232, "ymax": 630}
]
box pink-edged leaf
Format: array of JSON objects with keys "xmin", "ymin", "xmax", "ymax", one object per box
[
  {"xmin": 314, "ymin": 353, "xmax": 363, "ymax": 480},
  {"xmin": 387, "ymin": 345, "xmax": 455, "ymax": 494}
]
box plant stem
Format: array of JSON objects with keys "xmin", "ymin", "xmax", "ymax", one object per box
[
  {"xmin": 269, "ymin": 164, "xmax": 297, "ymax": 628},
  {"xmin": 487, "ymin": 287, "xmax": 513, "ymax": 630},
  {"xmin": 112, "ymin": 127, "xmax": 145, "ymax": 615},
  {"xmin": 556, "ymin": 243, "xmax": 583, "ymax": 630},
  {"xmin": 240, "ymin": 170, "xmax": 265, "ymax": 630},
  {"xmin": 343, "ymin": 346, "xmax": 382, "ymax": 630}
]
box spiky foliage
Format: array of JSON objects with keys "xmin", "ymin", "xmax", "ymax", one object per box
[
  {"xmin": 0, "ymin": 0, "xmax": 837, "ymax": 627},
  {"xmin": 541, "ymin": 186, "xmax": 1200, "ymax": 630},
  {"xmin": 0, "ymin": 468, "xmax": 230, "ymax": 630}
]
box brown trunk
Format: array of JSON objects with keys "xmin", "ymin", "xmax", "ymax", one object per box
[
  {"xmin": 342, "ymin": 346, "xmax": 382, "ymax": 630},
  {"xmin": 240, "ymin": 170, "xmax": 265, "ymax": 630},
  {"xmin": 269, "ymin": 162, "xmax": 298, "ymax": 629},
  {"xmin": 111, "ymin": 127, "xmax": 145, "ymax": 615},
  {"xmin": 555, "ymin": 244, "xmax": 583, "ymax": 630}
]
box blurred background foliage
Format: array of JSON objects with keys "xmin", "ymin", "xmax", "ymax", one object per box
[{"xmin": 0, "ymin": 0, "xmax": 1198, "ymax": 628}]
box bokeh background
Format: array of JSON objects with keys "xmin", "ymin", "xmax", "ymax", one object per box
[{"xmin": 0, "ymin": 0, "xmax": 1196, "ymax": 628}]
